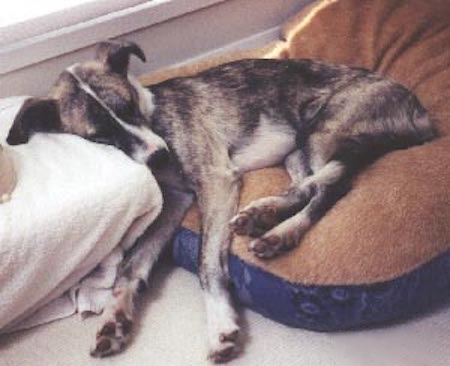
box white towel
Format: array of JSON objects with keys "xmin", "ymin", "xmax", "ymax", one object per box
[{"xmin": 0, "ymin": 97, "xmax": 163, "ymax": 331}]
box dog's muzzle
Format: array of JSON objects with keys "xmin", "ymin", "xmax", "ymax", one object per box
[{"xmin": 147, "ymin": 148, "xmax": 170, "ymax": 169}]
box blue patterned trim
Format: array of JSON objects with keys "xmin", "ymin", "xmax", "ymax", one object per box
[{"xmin": 172, "ymin": 227, "xmax": 450, "ymax": 331}]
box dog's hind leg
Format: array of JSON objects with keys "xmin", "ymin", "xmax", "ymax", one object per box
[
  {"xmin": 90, "ymin": 187, "xmax": 194, "ymax": 357},
  {"xmin": 248, "ymin": 159, "xmax": 351, "ymax": 259},
  {"xmin": 196, "ymin": 170, "xmax": 242, "ymax": 363},
  {"xmin": 230, "ymin": 149, "xmax": 312, "ymax": 237}
]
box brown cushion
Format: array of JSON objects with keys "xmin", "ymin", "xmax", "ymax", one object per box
[{"xmin": 142, "ymin": 0, "xmax": 450, "ymax": 285}]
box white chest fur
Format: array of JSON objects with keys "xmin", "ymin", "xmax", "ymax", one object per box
[{"xmin": 232, "ymin": 115, "xmax": 296, "ymax": 173}]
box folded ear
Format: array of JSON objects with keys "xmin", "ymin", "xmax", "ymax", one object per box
[
  {"xmin": 95, "ymin": 40, "xmax": 146, "ymax": 76},
  {"xmin": 6, "ymin": 98, "xmax": 61, "ymax": 145}
]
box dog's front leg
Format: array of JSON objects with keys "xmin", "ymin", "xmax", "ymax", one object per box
[
  {"xmin": 91, "ymin": 186, "xmax": 194, "ymax": 357},
  {"xmin": 196, "ymin": 170, "xmax": 242, "ymax": 363}
]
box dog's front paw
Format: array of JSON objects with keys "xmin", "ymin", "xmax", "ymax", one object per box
[
  {"xmin": 206, "ymin": 296, "xmax": 241, "ymax": 364},
  {"xmin": 90, "ymin": 309, "xmax": 133, "ymax": 358},
  {"xmin": 230, "ymin": 205, "xmax": 278, "ymax": 237},
  {"xmin": 208, "ymin": 327, "xmax": 240, "ymax": 363}
]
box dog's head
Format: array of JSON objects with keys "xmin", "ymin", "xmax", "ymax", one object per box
[{"xmin": 7, "ymin": 40, "xmax": 169, "ymax": 166}]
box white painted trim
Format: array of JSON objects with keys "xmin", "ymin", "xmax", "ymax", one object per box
[
  {"xmin": 0, "ymin": 0, "xmax": 226, "ymax": 75},
  {"xmin": 0, "ymin": 0, "xmax": 150, "ymax": 44},
  {"xmin": 169, "ymin": 26, "xmax": 281, "ymax": 69}
]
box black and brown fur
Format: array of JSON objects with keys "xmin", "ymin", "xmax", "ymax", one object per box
[{"xmin": 7, "ymin": 40, "xmax": 435, "ymax": 363}]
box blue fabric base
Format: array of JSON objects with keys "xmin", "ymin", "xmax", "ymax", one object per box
[{"xmin": 172, "ymin": 227, "xmax": 450, "ymax": 331}]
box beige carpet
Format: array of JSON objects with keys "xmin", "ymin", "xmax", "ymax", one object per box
[{"xmin": 1, "ymin": 262, "xmax": 449, "ymax": 366}]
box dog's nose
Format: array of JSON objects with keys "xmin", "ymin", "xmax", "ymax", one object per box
[{"xmin": 147, "ymin": 148, "xmax": 170, "ymax": 169}]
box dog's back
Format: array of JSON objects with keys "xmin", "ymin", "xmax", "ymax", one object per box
[{"xmin": 148, "ymin": 58, "xmax": 435, "ymax": 176}]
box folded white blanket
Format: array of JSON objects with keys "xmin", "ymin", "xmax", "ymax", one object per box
[{"xmin": 0, "ymin": 97, "xmax": 162, "ymax": 331}]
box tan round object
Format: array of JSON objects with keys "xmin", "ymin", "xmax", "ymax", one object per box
[{"xmin": 0, "ymin": 145, "xmax": 17, "ymax": 203}]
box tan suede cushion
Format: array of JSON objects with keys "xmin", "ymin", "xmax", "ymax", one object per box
[
  {"xmin": 142, "ymin": 0, "xmax": 450, "ymax": 285},
  {"xmin": 0, "ymin": 145, "xmax": 16, "ymax": 203}
]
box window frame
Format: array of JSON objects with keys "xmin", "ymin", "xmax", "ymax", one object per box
[{"xmin": 0, "ymin": 0, "xmax": 226, "ymax": 75}]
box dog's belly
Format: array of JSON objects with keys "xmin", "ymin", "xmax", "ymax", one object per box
[{"xmin": 231, "ymin": 116, "xmax": 296, "ymax": 173}]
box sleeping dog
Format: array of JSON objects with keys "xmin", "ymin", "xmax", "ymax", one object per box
[{"xmin": 7, "ymin": 40, "xmax": 435, "ymax": 362}]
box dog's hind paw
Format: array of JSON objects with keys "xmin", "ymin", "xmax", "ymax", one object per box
[
  {"xmin": 90, "ymin": 310, "xmax": 133, "ymax": 358},
  {"xmin": 230, "ymin": 205, "xmax": 278, "ymax": 237},
  {"xmin": 249, "ymin": 233, "xmax": 299, "ymax": 259},
  {"xmin": 249, "ymin": 235, "xmax": 284, "ymax": 258}
]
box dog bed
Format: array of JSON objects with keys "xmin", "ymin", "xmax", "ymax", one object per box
[{"xmin": 140, "ymin": 0, "xmax": 450, "ymax": 331}]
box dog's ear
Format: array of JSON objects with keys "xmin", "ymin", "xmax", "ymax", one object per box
[
  {"xmin": 6, "ymin": 98, "xmax": 61, "ymax": 145},
  {"xmin": 95, "ymin": 40, "xmax": 146, "ymax": 76}
]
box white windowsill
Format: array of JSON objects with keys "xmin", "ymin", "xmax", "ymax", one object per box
[
  {"xmin": 0, "ymin": 0, "xmax": 226, "ymax": 75},
  {"xmin": 0, "ymin": 0, "xmax": 151, "ymax": 45}
]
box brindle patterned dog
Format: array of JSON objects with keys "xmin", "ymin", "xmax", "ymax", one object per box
[{"xmin": 7, "ymin": 40, "xmax": 435, "ymax": 363}]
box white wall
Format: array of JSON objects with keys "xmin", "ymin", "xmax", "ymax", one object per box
[{"xmin": 0, "ymin": 0, "xmax": 311, "ymax": 98}]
